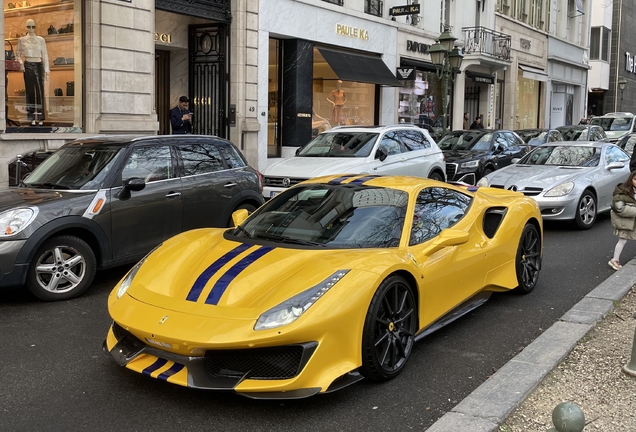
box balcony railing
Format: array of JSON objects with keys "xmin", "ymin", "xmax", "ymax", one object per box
[
  {"xmin": 365, "ymin": 0, "xmax": 383, "ymax": 17},
  {"xmin": 462, "ymin": 27, "xmax": 511, "ymax": 61}
]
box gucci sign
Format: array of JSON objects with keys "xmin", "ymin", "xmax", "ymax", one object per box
[{"xmin": 154, "ymin": 33, "xmax": 172, "ymax": 43}]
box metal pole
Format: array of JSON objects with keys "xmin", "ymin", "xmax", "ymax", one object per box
[{"xmin": 442, "ymin": 66, "xmax": 449, "ymax": 135}]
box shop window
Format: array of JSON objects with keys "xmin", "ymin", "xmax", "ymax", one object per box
[
  {"xmin": 268, "ymin": 38, "xmax": 281, "ymax": 157},
  {"xmin": 397, "ymin": 70, "xmax": 443, "ymax": 141},
  {"xmin": 4, "ymin": 0, "xmax": 81, "ymax": 131}
]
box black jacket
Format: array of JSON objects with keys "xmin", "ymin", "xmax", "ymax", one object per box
[
  {"xmin": 170, "ymin": 106, "xmax": 192, "ymax": 134},
  {"xmin": 470, "ymin": 121, "xmax": 484, "ymax": 129},
  {"xmin": 629, "ymin": 150, "xmax": 636, "ymax": 173}
]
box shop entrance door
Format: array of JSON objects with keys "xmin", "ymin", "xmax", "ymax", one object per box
[
  {"xmin": 155, "ymin": 50, "xmax": 171, "ymax": 135},
  {"xmin": 464, "ymin": 86, "xmax": 481, "ymax": 123},
  {"xmin": 189, "ymin": 24, "xmax": 229, "ymax": 138}
]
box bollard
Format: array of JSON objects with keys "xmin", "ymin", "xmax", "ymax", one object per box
[
  {"xmin": 546, "ymin": 401, "xmax": 585, "ymax": 432},
  {"xmin": 622, "ymin": 311, "xmax": 636, "ymax": 377}
]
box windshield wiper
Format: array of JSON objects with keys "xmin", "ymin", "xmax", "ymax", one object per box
[
  {"xmin": 25, "ymin": 182, "xmax": 71, "ymax": 190},
  {"xmin": 234, "ymin": 224, "xmax": 253, "ymax": 238},
  {"xmin": 256, "ymin": 232, "xmax": 325, "ymax": 247}
]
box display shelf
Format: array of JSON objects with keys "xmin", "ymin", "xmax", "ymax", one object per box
[
  {"xmin": 5, "ymin": 33, "xmax": 73, "ymax": 44},
  {"xmin": 4, "ymin": 2, "xmax": 73, "ymax": 17}
]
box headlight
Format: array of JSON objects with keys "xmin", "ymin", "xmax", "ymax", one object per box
[
  {"xmin": 476, "ymin": 177, "xmax": 489, "ymax": 187},
  {"xmin": 254, "ymin": 270, "xmax": 350, "ymax": 330},
  {"xmin": 544, "ymin": 182, "xmax": 575, "ymax": 197},
  {"xmin": 0, "ymin": 207, "xmax": 38, "ymax": 237},
  {"xmin": 460, "ymin": 160, "xmax": 480, "ymax": 169},
  {"xmin": 116, "ymin": 243, "xmax": 162, "ymax": 299}
]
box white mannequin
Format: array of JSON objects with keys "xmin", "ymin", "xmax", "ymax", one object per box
[{"xmin": 16, "ymin": 19, "xmax": 49, "ymax": 125}]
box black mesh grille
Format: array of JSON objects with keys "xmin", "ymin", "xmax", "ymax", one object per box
[
  {"xmin": 204, "ymin": 345, "xmax": 305, "ymax": 380},
  {"xmin": 483, "ymin": 207, "xmax": 507, "ymax": 238},
  {"xmin": 445, "ymin": 163, "xmax": 457, "ymax": 180},
  {"xmin": 111, "ymin": 322, "xmax": 145, "ymax": 353}
]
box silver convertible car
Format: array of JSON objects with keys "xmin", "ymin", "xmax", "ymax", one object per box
[{"xmin": 476, "ymin": 141, "xmax": 630, "ymax": 229}]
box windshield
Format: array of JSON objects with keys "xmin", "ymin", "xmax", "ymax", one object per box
[
  {"xmin": 519, "ymin": 145, "xmax": 601, "ymax": 167},
  {"xmin": 233, "ymin": 184, "xmax": 407, "ymax": 248},
  {"xmin": 22, "ymin": 145, "xmax": 122, "ymax": 190},
  {"xmin": 591, "ymin": 116, "xmax": 633, "ymax": 131},
  {"xmin": 297, "ymin": 132, "xmax": 379, "ymax": 157},
  {"xmin": 517, "ymin": 130, "xmax": 546, "ymax": 144},
  {"xmin": 438, "ymin": 132, "xmax": 493, "ymax": 151},
  {"xmin": 557, "ymin": 128, "xmax": 588, "ymax": 141}
]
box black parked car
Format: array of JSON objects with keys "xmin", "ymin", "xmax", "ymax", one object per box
[
  {"xmin": 438, "ymin": 129, "xmax": 530, "ymax": 184},
  {"xmin": 515, "ymin": 128, "xmax": 563, "ymax": 146},
  {"xmin": 616, "ymin": 133, "xmax": 636, "ymax": 156},
  {"xmin": 556, "ymin": 125, "xmax": 608, "ymax": 142},
  {"xmin": 0, "ymin": 135, "xmax": 264, "ymax": 301},
  {"xmin": 8, "ymin": 150, "xmax": 54, "ymax": 186}
]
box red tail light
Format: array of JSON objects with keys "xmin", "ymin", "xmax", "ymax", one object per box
[{"xmin": 257, "ymin": 170, "xmax": 264, "ymax": 193}]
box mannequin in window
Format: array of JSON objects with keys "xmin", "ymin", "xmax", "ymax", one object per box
[
  {"xmin": 327, "ymin": 80, "xmax": 347, "ymax": 125},
  {"xmin": 17, "ymin": 19, "xmax": 49, "ymax": 126}
]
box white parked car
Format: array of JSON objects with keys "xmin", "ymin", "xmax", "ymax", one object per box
[{"xmin": 262, "ymin": 124, "xmax": 446, "ymax": 198}]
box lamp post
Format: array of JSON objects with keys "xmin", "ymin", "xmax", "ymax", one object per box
[
  {"xmin": 429, "ymin": 28, "xmax": 464, "ymax": 135},
  {"xmin": 618, "ymin": 77, "xmax": 627, "ymax": 111}
]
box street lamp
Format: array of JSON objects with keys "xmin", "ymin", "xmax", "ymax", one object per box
[
  {"xmin": 618, "ymin": 77, "xmax": 627, "ymax": 111},
  {"xmin": 429, "ymin": 28, "xmax": 464, "ymax": 135}
]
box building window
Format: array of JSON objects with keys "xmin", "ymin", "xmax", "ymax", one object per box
[
  {"xmin": 5, "ymin": 0, "xmax": 82, "ymax": 131},
  {"xmin": 589, "ymin": 27, "xmax": 600, "ymax": 60},
  {"xmin": 268, "ymin": 39, "xmax": 281, "ymax": 157},
  {"xmin": 601, "ymin": 27, "xmax": 610, "ymax": 61},
  {"xmin": 364, "ymin": 0, "xmax": 383, "ymax": 17},
  {"xmin": 322, "ymin": 0, "xmax": 344, "ymax": 5}
]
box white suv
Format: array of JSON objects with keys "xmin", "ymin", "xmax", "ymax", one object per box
[
  {"xmin": 590, "ymin": 112, "xmax": 636, "ymax": 143},
  {"xmin": 262, "ymin": 124, "xmax": 446, "ymax": 198}
]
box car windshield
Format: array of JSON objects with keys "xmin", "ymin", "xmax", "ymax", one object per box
[
  {"xmin": 297, "ymin": 132, "xmax": 379, "ymax": 157},
  {"xmin": 557, "ymin": 128, "xmax": 587, "ymax": 141},
  {"xmin": 591, "ymin": 116, "xmax": 633, "ymax": 131},
  {"xmin": 22, "ymin": 145, "xmax": 122, "ymax": 190},
  {"xmin": 517, "ymin": 130, "xmax": 547, "ymax": 144},
  {"xmin": 519, "ymin": 145, "xmax": 601, "ymax": 167},
  {"xmin": 438, "ymin": 132, "xmax": 493, "ymax": 151},
  {"xmin": 233, "ymin": 184, "xmax": 407, "ymax": 248}
]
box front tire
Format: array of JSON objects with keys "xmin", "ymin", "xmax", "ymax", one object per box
[
  {"xmin": 360, "ymin": 275, "xmax": 417, "ymax": 381},
  {"xmin": 574, "ymin": 190, "xmax": 596, "ymax": 230},
  {"xmin": 428, "ymin": 171, "xmax": 444, "ymax": 182},
  {"xmin": 26, "ymin": 235, "xmax": 97, "ymax": 301},
  {"xmin": 514, "ymin": 223, "xmax": 541, "ymax": 294}
]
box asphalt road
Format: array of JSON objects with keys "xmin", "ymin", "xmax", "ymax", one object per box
[{"xmin": 2, "ymin": 213, "xmax": 633, "ymax": 432}]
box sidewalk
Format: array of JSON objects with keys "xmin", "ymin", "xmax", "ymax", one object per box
[{"xmin": 426, "ymin": 260, "xmax": 636, "ymax": 432}]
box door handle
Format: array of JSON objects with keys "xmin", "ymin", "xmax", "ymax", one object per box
[
  {"xmin": 224, "ymin": 182, "xmax": 237, "ymax": 188},
  {"xmin": 165, "ymin": 192, "xmax": 181, "ymax": 198}
]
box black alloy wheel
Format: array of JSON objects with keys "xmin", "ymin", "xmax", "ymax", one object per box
[
  {"xmin": 428, "ymin": 171, "xmax": 444, "ymax": 182},
  {"xmin": 360, "ymin": 275, "xmax": 417, "ymax": 381},
  {"xmin": 514, "ymin": 223, "xmax": 541, "ymax": 294}
]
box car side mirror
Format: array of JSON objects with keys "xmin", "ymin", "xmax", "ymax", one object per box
[
  {"xmin": 511, "ymin": 158, "xmax": 521, "ymax": 164},
  {"xmin": 375, "ymin": 148, "xmax": 388, "ymax": 162},
  {"xmin": 606, "ymin": 161, "xmax": 626, "ymax": 170},
  {"xmin": 421, "ymin": 229, "xmax": 470, "ymax": 256},
  {"xmin": 295, "ymin": 147, "xmax": 302, "ymax": 156},
  {"xmin": 231, "ymin": 209, "xmax": 249, "ymax": 227},
  {"xmin": 117, "ymin": 177, "xmax": 146, "ymax": 201}
]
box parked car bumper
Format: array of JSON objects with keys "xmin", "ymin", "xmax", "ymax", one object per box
[
  {"xmin": 0, "ymin": 239, "xmax": 28, "ymax": 288},
  {"xmin": 263, "ymin": 186, "xmax": 286, "ymax": 199},
  {"xmin": 531, "ymin": 196, "xmax": 578, "ymax": 221}
]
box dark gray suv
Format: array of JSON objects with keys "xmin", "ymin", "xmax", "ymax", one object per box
[{"xmin": 0, "ymin": 135, "xmax": 264, "ymax": 301}]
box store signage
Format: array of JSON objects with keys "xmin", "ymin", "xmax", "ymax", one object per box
[
  {"xmin": 626, "ymin": 52, "xmax": 635, "ymax": 73},
  {"xmin": 335, "ymin": 24, "xmax": 369, "ymax": 41},
  {"xmin": 406, "ymin": 40, "xmax": 429, "ymax": 54},
  {"xmin": 473, "ymin": 76, "xmax": 493, "ymax": 84},
  {"xmin": 155, "ymin": 32, "xmax": 172, "ymax": 43},
  {"xmin": 396, "ymin": 67, "xmax": 416, "ymax": 80},
  {"xmin": 390, "ymin": 4, "xmax": 421, "ymax": 16}
]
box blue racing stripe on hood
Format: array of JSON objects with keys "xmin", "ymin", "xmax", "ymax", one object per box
[
  {"xmin": 157, "ymin": 363, "xmax": 185, "ymax": 381},
  {"xmin": 328, "ymin": 174, "xmax": 358, "ymax": 185},
  {"xmin": 204, "ymin": 246, "xmax": 275, "ymax": 305},
  {"xmin": 186, "ymin": 243, "xmax": 253, "ymax": 302},
  {"xmin": 348, "ymin": 175, "xmax": 381, "ymax": 184},
  {"xmin": 142, "ymin": 358, "xmax": 168, "ymax": 376}
]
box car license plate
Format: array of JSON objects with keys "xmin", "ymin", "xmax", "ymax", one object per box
[{"xmin": 270, "ymin": 191, "xmax": 279, "ymax": 198}]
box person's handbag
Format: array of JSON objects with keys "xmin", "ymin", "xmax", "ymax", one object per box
[
  {"xmin": 54, "ymin": 88, "xmax": 63, "ymax": 96},
  {"xmin": 53, "ymin": 57, "xmax": 66, "ymax": 65},
  {"xmin": 66, "ymin": 81, "xmax": 74, "ymax": 97},
  {"xmin": 47, "ymin": 25, "xmax": 57, "ymax": 35},
  {"xmin": 5, "ymin": 39, "xmax": 15, "ymax": 60}
]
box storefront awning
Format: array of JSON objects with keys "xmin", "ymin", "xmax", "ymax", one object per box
[
  {"xmin": 317, "ymin": 47, "xmax": 401, "ymax": 87},
  {"xmin": 519, "ymin": 65, "xmax": 549, "ymax": 82},
  {"xmin": 465, "ymin": 71, "xmax": 495, "ymax": 84}
]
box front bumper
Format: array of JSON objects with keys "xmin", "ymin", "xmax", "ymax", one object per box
[
  {"xmin": 531, "ymin": 195, "xmax": 578, "ymax": 221},
  {"xmin": 0, "ymin": 239, "xmax": 28, "ymax": 288},
  {"xmin": 262, "ymin": 186, "xmax": 285, "ymax": 199}
]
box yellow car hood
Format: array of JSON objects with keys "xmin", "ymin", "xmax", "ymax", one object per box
[{"xmin": 126, "ymin": 229, "xmax": 385, "ymax": 320}]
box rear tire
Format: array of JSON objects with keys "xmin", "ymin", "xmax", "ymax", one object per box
[
  {"xmin": 514, "ymin": 223, "xmax": 541, "ymax": 294},
  {"xmin": 428, "ymin": 171, "xmax": 444, "ymax": 182},
  {"xmin": 574, "ymin": 191, "xmax": 596, "ymax": 230},
  {"xmin": 26, "ymin": 235, "xmax": 97, "ymax": 301},
  {"xmin": 360, "ymin": 275, "xmax": 417, "ymax": 381}
]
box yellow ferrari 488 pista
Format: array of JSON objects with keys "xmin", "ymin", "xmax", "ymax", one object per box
[{"xmin": 104, "ymin": 174, "xmax": 543, "ymax": 399}]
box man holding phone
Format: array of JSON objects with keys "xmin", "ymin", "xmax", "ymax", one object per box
[{"xmin": 170, "ymin": 95, "xmax": 193, "ymax": 134}]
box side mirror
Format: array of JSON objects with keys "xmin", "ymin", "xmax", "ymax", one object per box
[
  {"xmin": 607, "ymin": 161, "xmax": 626, "ymax": 170},
  {"xmin": 511, "ymin": 158, "xmax": 521, "ymax": 164},
  {"xmin": 421, "ymin": 229, "xmax": 470, "ymax": 256},
  {"xmin": 231, "ymin": 209, "xmax": 249, "ymax": 227},
  {"xmin": 295, "ymin": 147, "xmax": 302, "ymax": 156},
  {"xmin": 375, "ymin": 148, "xmax": 388, "ymax": 162},
  {"xmin": 117, "ymin": 177, "xmax": 146, "ymax": 201}
]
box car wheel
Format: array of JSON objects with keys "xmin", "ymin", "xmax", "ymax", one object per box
[
  {"xmin": 481, "ymin": 168, "xmax": 493, "ymax": 179},
  {"xmin": 574, "ymin": 191, "xmax": 596, "ymax": 230},
  {"xmin": 514, "ymin": 223, "xmax": 541, "ymax": 294},
  {"xmin": 226, "ymin": 203, "xmax": 257, "ymax": 227},
  {"xmin": 360, "ymin": 275, "xmax": 417, "ymax": 381},
  {"xmin": 428, "ymin": 171, "xmax": 444, "ymax": 182},
  {"xmin": 26, "ymin": 235, "xmax": 97, "ymax": 301}
]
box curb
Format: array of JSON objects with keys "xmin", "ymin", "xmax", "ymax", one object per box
[{"xmin": 425, "ymin": 259, "xmax": 636, "ymax": 432}]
